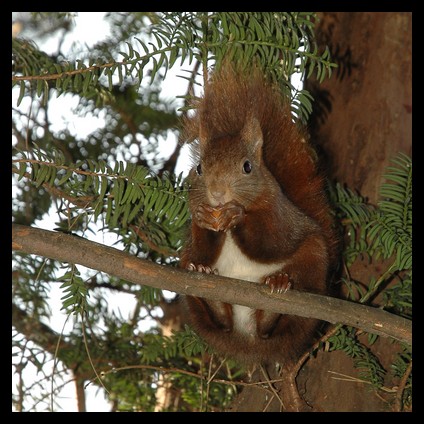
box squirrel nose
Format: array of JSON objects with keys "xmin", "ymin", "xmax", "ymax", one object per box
[
  {"xmin": 211, "ymin": 190, "xmax": 225, "ymax": 200},
  {"xmin": 210, "ymin": 189, "xmax": 226, "ymax": 204}
]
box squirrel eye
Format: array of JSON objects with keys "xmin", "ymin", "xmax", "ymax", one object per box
[
  {"xmin": 196, "ymin": 163, "xmax": 202, "ymax": 176},
  {"xmin": 243, "ymin": 160, "xmax": 252, "ymax": 174}
]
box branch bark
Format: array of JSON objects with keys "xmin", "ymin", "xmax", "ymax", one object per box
[{"xmin": 12, "ymin": 224, "xmax": 412, "ymax": 345}]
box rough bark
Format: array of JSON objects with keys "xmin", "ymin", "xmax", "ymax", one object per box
[{"xmin": 306, "ymin": 12, "xmax": 412, "ymax": 204}]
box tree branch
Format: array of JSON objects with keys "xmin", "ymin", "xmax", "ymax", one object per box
[
  {"xmin": 12, "ymin": 224, "xmax": 412, "ymax": 345},
  {"xmin": 11, "ymin": 48, "xmax": 174, "ymax": 83},
  {"xmin": 12, "ymin": 302, "xmax": 74, "ymax": 358}
]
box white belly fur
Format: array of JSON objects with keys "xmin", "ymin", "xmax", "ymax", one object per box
[{"xmin": 213, "ymin": 233, "xmax": 285, "ymax": 336}]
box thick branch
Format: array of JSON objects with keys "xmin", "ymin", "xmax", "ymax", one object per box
[{"xmin": 12, "ymin": 224, "xmax": 412, "ymax": 345}]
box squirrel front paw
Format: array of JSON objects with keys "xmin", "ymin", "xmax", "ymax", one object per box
[
  {"xmin": 195, "ymin": 202, "xmax": 245, "ymax": 232},
  {"xmin": 186, "ymin": 262, "xmax": 219, "ymax": 275},
  {"xmin": 263, "ymin": 271, "xmax": 293, "ymax": 294}
]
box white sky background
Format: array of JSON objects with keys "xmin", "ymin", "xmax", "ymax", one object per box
[{"xmin": 12, "ymin": 12, "xmax": 304, "ymax": 412}]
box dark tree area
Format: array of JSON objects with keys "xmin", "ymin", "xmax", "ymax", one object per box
[
  {"xmin": 307, "ymin": 12, "xmax": 412, "ymax": 203},
  {"xmin": 299, "ymin": 12, "xmax": 412, "ymax": 412}
]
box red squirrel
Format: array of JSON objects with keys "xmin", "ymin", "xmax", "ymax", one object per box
[{"xmin": 180, "ymin": 63, "xmax": 339, "ymax": 377}]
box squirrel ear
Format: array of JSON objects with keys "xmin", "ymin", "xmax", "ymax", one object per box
[
  {"xmin": 242, "ymin": 116, "xmax": 263, "ymax": 156},
  {"xmin": 194, "ymin": 114, "xmax": 210, "ymax": 159},
  {"xmin": 198, "ymin": 120, "xmax": 210, "ymax": 156}
]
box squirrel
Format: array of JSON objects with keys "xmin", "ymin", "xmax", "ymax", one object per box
[{"xmin": 180, "ymin": 63, "xmax": 340, "ymax": 409}]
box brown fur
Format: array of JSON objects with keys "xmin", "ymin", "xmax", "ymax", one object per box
[{"xmin": 180, "ymin": 63, "xmax": 340, "ymax": 368}]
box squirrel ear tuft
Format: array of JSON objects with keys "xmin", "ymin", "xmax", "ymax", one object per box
[{"xmin": 242, "ymin": 116, "xmax": 263, "ymax": 156}]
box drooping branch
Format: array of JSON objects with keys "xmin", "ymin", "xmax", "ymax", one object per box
[
  {"xmin": 12, "ymin": 302, "xmax": 74, "ymax": 357},
  {"xmin": 12, "ymin": 224, "xmax": 412, "ymax": 345}
]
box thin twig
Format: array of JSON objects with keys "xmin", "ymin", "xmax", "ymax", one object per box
[
  {"xmin": 12, "ymin": 167, "xmax": 97, "ymax": 207},
  {"xmin": 12, "ymin": 49, "xmax": 173, "ymax": 83},
  {"xmin": 394, "ymin": 360, "xmax": 412, "ymax": 412},
  {"xmin": 81, "ymin": 316, "xmax": 110, "ymax": 396},
  {"xmin": 328, "ymin": 370, "xmax": 397, "ymax": 393},
  {"xmin": 260, "ymin": 365, "xmax": 285, "ymax": 411},
  {"xmin": 130, "ymin": 224, "xmax": 177, "ymax": 257},
  {"xmin": 85, "ymin": 363, "xmax": 269, "ymax": 393},
  {"xmin": 50, "ymin": 314, "xmax": 71, "ymax": 412}
]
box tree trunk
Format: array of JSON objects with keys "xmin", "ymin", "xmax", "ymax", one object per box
[
  {"xmin": 307, "ymin": 12, "xmax": 412, "ymax": 204},
  {"xmin": 293, "ymin": 11, "xmax": 413, "ymax": 412}
]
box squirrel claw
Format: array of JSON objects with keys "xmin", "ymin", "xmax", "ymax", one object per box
[
  {"xmin": 264, "ymin": 272, "xmax": 292, "ymax": 294},
  {"xmin": 186, "ymin": 262, "xmax": 218, "ymax": 275}
]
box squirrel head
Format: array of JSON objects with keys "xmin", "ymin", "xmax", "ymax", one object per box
[{"xmin": 188, "ymin": 115, "xmax": 280, "ymax": 209}]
